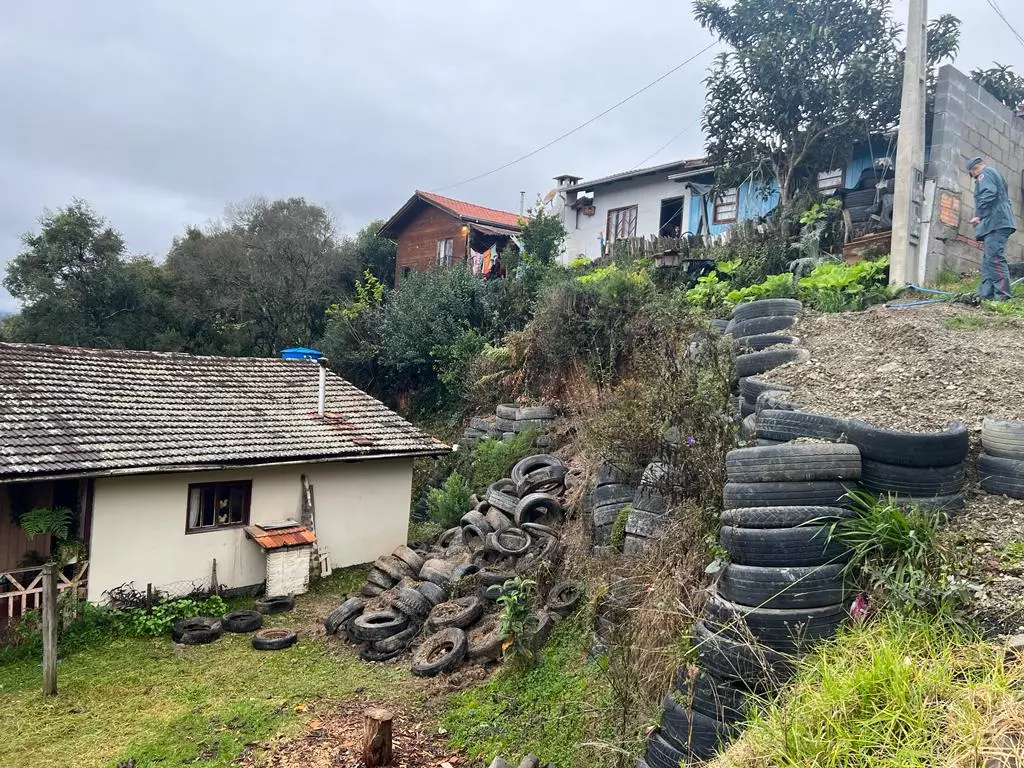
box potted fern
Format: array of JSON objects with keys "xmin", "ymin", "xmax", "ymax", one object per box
[{"xmin": 19, "ymin": 507, "xmax": 87, "ymax": 566}]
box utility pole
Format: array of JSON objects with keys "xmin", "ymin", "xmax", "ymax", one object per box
[{"xmin": 889, "ymin": 0, "xmax": 929, "ymax": 286}]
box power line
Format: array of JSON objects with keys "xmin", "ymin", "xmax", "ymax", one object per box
[
  {"xmin": 984, "ymin": 0, "xmax": 1024, "ymax": 50},
  {"xmin": 433, "ymin": 42, "xmax": 717, "ymax": 193},
  {"xmin": 630, "ymin": 114, "xmax": 704, "ymax": 170}
]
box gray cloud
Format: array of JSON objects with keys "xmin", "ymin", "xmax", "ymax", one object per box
[{"xmin": 1, "ymin": 0, "xmax": 1021, "ymax": 311}]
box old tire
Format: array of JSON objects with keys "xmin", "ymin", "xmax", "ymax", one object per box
[
  {"xmin": 978, "ymin": 453, "xmax": 1024, "ymax": 498},
  {"xmin": 633, "ymin": 486, "xmax": 668, "ymax": 514},
  {"xmin": 740, "ymin": 376, "xmax": 792, "ymax": 402},
  {"xmin": 727, "ymin": 314, "xmax": 798, "ymax": 339},
  {"xmin": 594, "ymin": 483, "xmax": 635, "ymax": 507},
  {"xmin": 515, "ymin": 405, "xmax": 557, "ymax": 421},
  {"xmin": 491, "ymin": 528, "xmax": 532, "ymax": 556},
  {"xmin": 487, "ymin": 482, "xmax": 519, "ymax": 515},
  {"xmin": 735, "ymin": 348, "xmax": 810, "ymax": 378},
  {"xmin": 411, "ymin": 627, "xmax": 468, "ymax": 676},
  {"xmin": 756, "ymin": 410, "xmax": 849, "ymax": 443},
  {"xmin": 252, "ymin": 628, "xmax": 298, "ymax": 651},
  {"xmin": 659, "ymin": 694, "xmax": 735, "ymax": 759},
  {"xmin": 846, "ymin": 419, "xmax": 968, "ymax": 468},
  {"xmin": 704, "ymin": 595, "xmax": 846, "ymax": 652},
  {"xmin": 417, "ymin": 581, "xmax": 447, "ymax": 607},
  {"xmin": 515, "ymin": 492, "xmax": 563, "ymax": 526},
  {"xmin": 358, "ymin": 642, "xmax": 403, "ymax": 663},
  {"xmin": 374, "ymin": 554, "xmax": 415, "ymax": 581},
  {"xmin": 726, "ymin": 444, "xmax": 862, "ymax": 483},
  {"xmin": 733, "ymin": 334, "xmax": 800, "ymax": 354},
  {"xmin": 644, "ymin": 734, "xmax": 689, "ymax": 768},
  {"xmin": 982, "ymin": 417, "xmax": 1024, "ymax": 460},
  {"xmin": 222, "ymin": 610, "xmax": 263, "ymax": 633},
  {"xmin": 254, "ymin": 595, "xmax": 295, "ymax": 614},
  {"xmin": 517, "ymin": 465, "xmax": 567, "ymax": 496},
  {"xmin": 485, "ymin": 507, "xmax": 514, "ymax": 532},
  {"xmin": 373, "ymin": 624, "xmax": 419, "ymax": 654},
  {"xmin": 718, "ymin": 563, "xmax": 849, "ymax": 609},
  {"xmin": 466, "ymin": 614, "xmax": 506, "ymax": 662},
  {"xmin": 594, "ymin": 501, "xmax": 629, "ymax": 527},
  {"xmin": 625, "ymin": 509, "xmax": 668, "ymax": 538},
  {"xmin": 860, "ymin": 459, "xmax": 966, "ymax": 496},
  {"xmin": 419, "ymin": 558, "xmax": 455, "ymax": 588},
  {"xmin": 692, "ymin": 619, "xmax": 795, "ymax": 689},
  {"xmin": 674, "ymin": 667, "xmax": 749, "ymax": 724},
  {"xmin": 511, "ymin": 454, "xmax": 564, "ymax": 485},
  {"xmin": 428, "ymin": 596, "xmax": 486, "ymax": 631},
  {"xmin": 349, "ymin": 610, "xmax": 408, "ymax": 642},
  {"xmin": 496, "ymin": 404, "xmax": 518, "ymax": 420},
  {"xmin": 366, "ymin": 568, "xmax": 396, "ymax": 590},
  {"xmin": 731, "ymin": 298, "xmax": 802, "ymax": 323},
  {"xmin": 392, "ymin": 588, "xmax": 432, "ymax": 621},
  {"xmin": 719, "ymin": 505, "xmax": 855, "ymax": 529},
  {"xmin": 172, "ymin": 616, "xmax": 220, "ymax": 643},
  {"xmin": 323, "ymin": 597, "xmax": 364, "ymax": 635},
  {"xmin": 723, "ymin": 481, "xmax": 852, "ymax": 509},
  {"xmin": 547, "ymin": 582, "xmax": 583, "ymax": 617},
  {"xmin": 719, "ymin": 524, "xmax": 849, "ymax": 567}
]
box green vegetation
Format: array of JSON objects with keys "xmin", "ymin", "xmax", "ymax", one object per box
[
  {"xmin": 715, "ymin": 613, "xmax": 1020, "ymax": 768},
  {"xmin": 1000, "ymin": 540, "xmax": 1024, "ymax": 566},
  {"xmin": 426, "ymin": 471, "xmax": 473, "ymax": 528},
  {"xmin": 465, "ymin": 431, "xmax": 537, "ymax": 492},
  {"xmin": 0, "ymin": 570, "xmax": 415, "ymax": 768},
  {"xmin": 443, "ymin": 612, "xmax": 612, "ymax": 768},
  {"xmin": 610, "ymin": 506, "xmax": 630, "ymax": 552},
  {"xmin": 830, "ymin": 491, "xmax": 972, "ymax": 626},
  {"xmin": 496, "ymin": 577, "xmax": 540, "ymax": 665}
]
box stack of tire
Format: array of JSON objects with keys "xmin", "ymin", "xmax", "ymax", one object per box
[
  {"xmin": 323, "ymin": 454, "xmax": 580, "ymax": 672},
  {"xmin": 725, "ymin": 299, "xmax": 808, "ymax": 397},
  {"xmin": 839, "ymin": 164, "xmax": 895, "ymax": 229},
  {"xmin": 845, "ymin": 420, "xmax": 968, "ymax": 513},
  {"xmin": 460, "ymin": 404, "xmax": 559, "ymax": 448},
  {"xmin": 591, "ymin": 462, "xmax": 635, "ymax": 555},
  {"xmin": 639, "ymin": 442, "xmax": 860, "ymax": 767},
  {"xmin": 624, "ymin": 460, "xmax": 675, "ymax": 555},
  {"xmin": 978, "ymin": 416, "xmax": 1024, "ymax": 499}
]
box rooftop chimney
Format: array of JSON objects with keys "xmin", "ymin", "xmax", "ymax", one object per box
[{"xmin": 317, "ymin": 358, "xmax": 328, "ymax": 417}]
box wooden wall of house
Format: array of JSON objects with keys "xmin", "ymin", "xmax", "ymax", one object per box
[
  {"xmin": 0, "ymin": 483, "xmax": 53, "ymax": 572},
  {"xmin": 394, "ymin": 205, "xmax": 468, "ymax": 286}
]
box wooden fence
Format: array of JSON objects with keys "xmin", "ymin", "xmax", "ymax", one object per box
[{"xmin": 0, "ymin": 561, "xmax": 89, "ymax": 622}]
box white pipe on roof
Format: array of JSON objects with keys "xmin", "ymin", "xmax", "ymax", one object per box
[{"xmin": 317, "ymin": 358, "xmax": 327, "ymax": 417}]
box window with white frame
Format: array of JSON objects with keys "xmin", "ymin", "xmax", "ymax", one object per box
[
  {"xmin": 606, "ymin": 205, "xmax": 638, "ymax": 242},
  {"xmin": 713, "ymin": 188, "xmax": 739, "ymax": 224},
  {"xmin": 817, "ymin": 168, "xmax": 845, "ymax": 194},
  {"xmin": 436, "ymin": 238, "xmax": 454, "ymax": 266}
]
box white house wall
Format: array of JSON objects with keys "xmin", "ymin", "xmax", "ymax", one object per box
[
  {"xmin": 87, "ymin": 458, "xmax": 413, "ymax": 602},
  {"xmin": 562, "ymin": 176, "xmax": 692, "ymax": 261}
]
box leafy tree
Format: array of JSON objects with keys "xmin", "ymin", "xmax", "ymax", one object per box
[
  {"xmin": 519, "ymin": 202, "xmax": 566, "ymax": 265},
  {"xmin": 320, "ymin": 270, "xmax": 387, "ymax": 393},
  {"xmin": 695, "ymin": 0, "xmax": 959, "ymax": 210},
  {"xmin": 971, "ymin": 62, "xmax": 1024, "ymax": 111},
  {"xmin": 2, "ymin": 200, "xmax": 176, "ymax": 349},
  {"xmin": 164, "ymin": 197, "xmax": 358, "ymax": 356},
  {"xmin": 340, "ymin": 219, "xmax": 397, "ymax": 287}
]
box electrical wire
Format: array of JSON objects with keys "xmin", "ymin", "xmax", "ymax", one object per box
[
  {"xmin": 630, "ymin": 114, "xmax": 704, "ymax": 170},
  {"xmin": 984, "ymin": 0, "xmax": 1024, "ymax": 51},
  {"xmin": 433, "ymin": 42, "xmax": 717, "ymax": 193}
]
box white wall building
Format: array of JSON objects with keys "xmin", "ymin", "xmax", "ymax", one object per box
[{"xmin": 552, "ymin": 158, "xmax": 713, "ymax": 261}]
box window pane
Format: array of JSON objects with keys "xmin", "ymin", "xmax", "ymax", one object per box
[
  {"xmin": 229, "ymin": 486, "xmax": 246, "ymax": 523},
  {"xmin": 201, "ymin": 487, "xmax": 216, "ymax": 527},
  {"xmin": 188, "ymin": 488, "xmax": 201, "ymax": 529}
]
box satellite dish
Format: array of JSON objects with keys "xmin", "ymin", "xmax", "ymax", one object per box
[{"xmin": 542, "ymin": 189, "xmax": 557, "ymax": 205}]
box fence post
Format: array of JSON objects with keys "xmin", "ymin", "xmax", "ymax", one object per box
[{"xmin": 42, "ymin": 562, "xmax": 58, "ymax": 697}]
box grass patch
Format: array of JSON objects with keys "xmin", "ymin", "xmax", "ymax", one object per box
[
  {"xmin": 1001, "ymin": 540, "xmax": 1024, "ymax": 567},
  {"xmin": 443, "ymin": 611, "xmax": 613, "ymax": 767},
  {"xmin": 712, "ymin": 612, "xmax": 1024, "ymax": 768},
  {"xmin": 0, "ymin": 567, "xmax": 418, "ymax": 768},
  {"xmin": 945, "ymin": 313, "xmax": 990, "ymax": 330}
]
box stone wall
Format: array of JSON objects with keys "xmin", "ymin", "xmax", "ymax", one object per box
[{"xmin": 926, "ymin": 65, "xmax": 1024, "ymax": 279}]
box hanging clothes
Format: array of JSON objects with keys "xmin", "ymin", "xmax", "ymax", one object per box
[
  {"xmin": 482, "ymin": 245, "xmax": 494, "ymax": 276},
  {"xmin": 471, "ymin": 249, "xmax": 484, "ymax": 275}
]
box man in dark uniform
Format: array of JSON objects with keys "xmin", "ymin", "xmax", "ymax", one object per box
[{"xmin": 967, "ymin": 156, "xmax": 1015, "ymax": 301}]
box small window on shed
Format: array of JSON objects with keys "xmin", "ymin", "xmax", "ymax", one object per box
[
  {"xmin": 436, "ymin": 238, "xmax": 454, "ymax": 266},
  {"xmin": 817, "ymin": 168, "xmax": 845, "ymax": 194},
  {"xmin": 713, "ymin": 188, "xmax": 739, "ymax": 225},
  {"xmin": 186, "ymin": 481, "xmax": 251, "ymax": 532}
]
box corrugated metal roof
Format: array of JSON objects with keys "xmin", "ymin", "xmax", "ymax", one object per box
[
  {"xmin": 0, "ymin": 343, "xmax": 448, "ymax": 480},
  {"xmin": 564, "ymin": 157, "xmax": 712, "ymax": 192}
]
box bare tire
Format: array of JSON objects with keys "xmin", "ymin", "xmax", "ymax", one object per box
[
  {"xmin": 846, "ymin": 419, "xmax": 968, "ymax": 468},
  {"xmin": 515, "ymin": 492, "xmax": 563, "ymax": 526},
  {"xmin": 981, "ymin": 416, "xmax": 1024, "ymax": 460},
  {"xmin": 323, "ymin": 597, "xmax": 364, "ymax": 635},
  {"xmin": 717, "ymin": 563, "xmax": 849, "ymax": 609},
  {"xmin": 730, "ymin": 298, "xmax": 802, "ymax": 323},
  {"xmin": 411, "ymin": 627, "xmax": 468, "ymax": 676},
  {"xmin": 726, "ymin": 444, "xmax": 862, "ymax": 483},
  {"xmin": 349, "ymin": 611, "xmax": 408, "ymax": 642},
  {"xmin": 222, "ymin": 610, "xmax": 263, "ymax": 633},
  {"xmin": 427, "ymin": 596, "xmax": 485, "ymax": 630},
  {"xmin": 252, "ymin": 628, "xmax": 298, "ymax": 651},
  {"xmin": 719, "ymin": 524, "xmax": 849, "ymax": 567}
]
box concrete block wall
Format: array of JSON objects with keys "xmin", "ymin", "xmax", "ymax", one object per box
[{"xmin": 927, "ymin": 65, "xmax": 1024, "ymax": 279}]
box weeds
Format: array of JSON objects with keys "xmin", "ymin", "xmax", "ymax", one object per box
[
  {"xmin": 426, "ymin": 471, "xmax": 472, "ymax": 528},
  {"xmin": 1000, "ymin": 540, "xmax": 1024, "ymax": 566},
  {"xmin": 497, "ymin": 577, "xmax": 539, "ymax": 665},
  {"xmin": 712, "ymin": 612, "xmax": 1022, "ymax": 768},
  {"xmin": 829, "ymin": 491, "xmax": 973, "ymax": 627}
]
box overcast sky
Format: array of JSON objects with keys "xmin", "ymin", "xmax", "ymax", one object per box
[{"xmin": 1, "ymin": 1, "xmax": 1022, "ymax": 311}]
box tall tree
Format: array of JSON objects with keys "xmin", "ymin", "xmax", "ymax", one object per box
[
  {"xmin": 2, "ymin": 200, "xmax": 175, "ymax": 348},
  {"xmin": 340, "ymin": 220, "xmax": 397, "ymax": 288},
  {"xmin": 165, "ymin": 197, "xmax": 358, "ymax": 356},
  {"xmin": 971, "ymin": 62, "xmax": 1024, "ymax": 111},
  {"xmin": 695, "ymin": 0, "xmax": 959, "ymax": 210}
]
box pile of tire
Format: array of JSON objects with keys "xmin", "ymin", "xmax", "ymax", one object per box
[
  {"xmin": 624, "ymin": 460, "xmax": 677, "ymax": 555},
  {"xmin": 323, "ymin": 454, "xmax": 581, "ymax": 673},
  {"xmin": 460, "ymin": 404, "xmax": 559, "ymax": 447},
  {"xmin": 979, "ymin": 416, "xmax": 1024, "ymax": 499},
  {"xmin": 724, "ymin": 299, "xmax": 808, "ymax": 396},
  {"xmin": 592, "ymin": 461, "xmax": 635, "ymax": 555},
  {"xmin": 638, "ymin": 442, "xmax": 860, "ymax": 767}
]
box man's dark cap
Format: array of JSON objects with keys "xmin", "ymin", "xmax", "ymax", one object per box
[{"xmin": 967, "ymin": 156, "xmax": 984, "ymax": 170}]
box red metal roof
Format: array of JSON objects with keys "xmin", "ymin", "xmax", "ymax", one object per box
[
  {"xmin": 244, "ymin": 524, "xmax": 317, "ymax": 550},
  {"xmin": 416, "ymin": 191, "xmax": 523, "ymax": 230}
]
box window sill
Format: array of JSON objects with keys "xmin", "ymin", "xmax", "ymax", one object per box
[{"xmin": 185, "ymin": 523, "xmax": 248, "ymax": 535}]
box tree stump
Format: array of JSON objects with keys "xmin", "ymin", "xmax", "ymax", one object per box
[{"xmin": 362, "ymin": 707, "xmax": 393, "ymax": 767}]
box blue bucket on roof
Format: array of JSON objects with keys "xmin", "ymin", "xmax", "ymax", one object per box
[{"xmin": 280, "ymin": 347, "xmax": 322, "ymax": 361}]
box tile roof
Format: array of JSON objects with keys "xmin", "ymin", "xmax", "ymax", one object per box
[
  {"xmin": 416, "ymin": 191, "xmax": 523, "ymax": 230},
  {"xmin": 0, "ymin": 343, "xmax": 448, "ymax": 481},
  {"xmin": 245, "ymin": 524, "xmax": 317, "ymax": 550},
  {"xmin": 564, "ymin": 157, "xmax": 712, "ymax": 192}
]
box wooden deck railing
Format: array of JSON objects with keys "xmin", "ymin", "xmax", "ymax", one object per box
[{"xmin": 0, "ymin": 562, "xmax": 89, "ymax": 620}]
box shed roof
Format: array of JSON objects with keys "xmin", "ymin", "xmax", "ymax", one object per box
[
  {"xmin": 0, "ymin": 343, "xmax": 448, "ymax": 481},
  {"xmin": 378, "ymin": 190, "xmax": 522, "ymax": 239},
  {"xmin": 564, "ymin": 157, "xmax": 713, "ymax": 192}
]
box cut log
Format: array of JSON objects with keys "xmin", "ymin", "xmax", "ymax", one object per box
[{"xmin": 362, "ymin": 707, "xmax": 394, "ymax": 767}]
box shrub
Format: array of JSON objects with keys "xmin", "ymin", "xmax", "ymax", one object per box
[
  {"xmin": 610, "ymin": 505, "xmax": 630, "ymax": 552},
  {"xmin": 321, "ymin": 270, "xmax": 387, "ymax": 394},
  {"xmin": 797, "ymin": 256, "xmax": 890, "ymax": 312},
  {"xmin": 466, "ymin": 432, "xmax": 537, "ymax": 492},
  {"xmin": 426, "ymin": 471, "xmax": 473, "ymax": 528},
  {"xmin": 497, "ymin": 577, "xmax": 539, "ymax": 665},
  {"xmin": 122, "ymin": 595, "xmax": 228, "ymax": 637}
]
